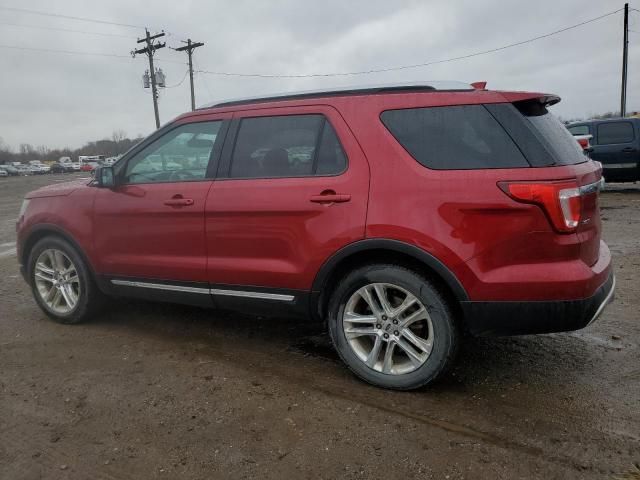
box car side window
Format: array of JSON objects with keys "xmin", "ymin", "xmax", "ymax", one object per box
[
  {"xmin": 568, "ymin": 125, "xmax": 590, "ymax": 136},
  {"xmin": 229, "ymin": 114, "xmax": 347, "ymax": 178},
  {"xmin": 597, "ymin": 122, "xmax": 635, "ymax": 145},
  {"xmin": 124, "ymin": 121, "xmax": 222, "ymax": 184}
]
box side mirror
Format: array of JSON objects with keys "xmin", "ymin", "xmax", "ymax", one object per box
[{"xmin": 95, "ymin": 165, "xmax": 116, "ymax": 188}]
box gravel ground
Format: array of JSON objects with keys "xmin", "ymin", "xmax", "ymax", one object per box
[{"xmin": 0, "ymin": 174, "xmax": 638, "ymax": 480}]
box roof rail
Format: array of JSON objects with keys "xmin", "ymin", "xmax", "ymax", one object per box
[{"xmin": 200, "ymin": 81, "xmax": 474, "ymax": 109}]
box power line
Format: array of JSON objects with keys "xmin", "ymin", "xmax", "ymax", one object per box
[
  {"xmin": 0, "ymin": 43, "xmax": 132, "ymax": 58},
  {"xmin": 0, "ymin": 20, "xmax": 137, "ymax": 39},
  {"xmin": 0, "ymin": 6, "xmax": 627, "ymax": 79},
  {"xmin": 0, "ymin": 5, "xmax": 144, "ymax": 29},
  {"xmin": 194, "ymin": 7, "xmax": 624, "ymax": 78},
  {"xmin": 163, "ymin": 69, "xmax": 190, "ymax": 88}
]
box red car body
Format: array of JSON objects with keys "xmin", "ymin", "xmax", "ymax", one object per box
[{"xmin": 17, "ymin": 83, "xmax": 614, "ymax": 337}]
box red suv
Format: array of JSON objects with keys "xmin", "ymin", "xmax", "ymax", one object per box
[{"xmin": 16, "ymin": 82, "xmax": 614, "ymax": 389}]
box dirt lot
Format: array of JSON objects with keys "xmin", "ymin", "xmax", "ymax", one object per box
[{"xmin": 0, "ymin": 173, "xmax": 638, "ymax": 480}]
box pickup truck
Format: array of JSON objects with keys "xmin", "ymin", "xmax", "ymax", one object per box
[{"xmin": 567, "ymin": 118, "xmax": 640, "ymax": 182}]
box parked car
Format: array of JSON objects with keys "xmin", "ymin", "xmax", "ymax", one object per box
[
  {"xmin": 28, "ymin": 160, "xmax": 51, "ymax": 174},
  {"xmin": 50, "ymin": 162, "xmax": 74, "ymax": 174},
  {"xmin": 0, "ymin": 165, "xmax": 20, "ymax": 176},
  {"xmin": 0, "ymin": 168, "xmax": 7, "ymax": 177},
  {"xmin": 16, "ymin": 81, "xmax": 614, "ymax": 390},
  {"xmin": 15, "ymin": 164, "xmax": 33, "ymax": 176},
  {"xmin": 567, "ymin": 118, "xmax": 640, "ymax": 182},
  {"xmin": 574, "ymin": 134, "xmax": 593, "ymax": 152}
]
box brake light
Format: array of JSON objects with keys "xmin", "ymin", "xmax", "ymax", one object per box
[{"xmin": 499, "ymin": 181, "xmax": 582, "ymax": 233}]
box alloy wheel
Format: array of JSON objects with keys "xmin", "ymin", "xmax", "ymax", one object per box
[
  {"xmin": 342, "ymin": 282, "xmax": 434, "ymax": 375},
  {"xmin": 33, "ymin": 249, "xmax": 81, "ymax": 314}
]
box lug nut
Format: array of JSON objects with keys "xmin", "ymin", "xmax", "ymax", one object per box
[
  {"xmin": 383, "ymin": 333, "xmax": 389, "ymax": 339},
  {"xmin": 392, "ymin": 319, "xmax": 398, "ymax": 325},
  {"xmin": 382, "ymin": 315, "xmax": 387, "ymax": 320},
  {"xmin": 393, "ymin": 330, "xmax": 399, "ymax": 336},
  {"xmin": 376, "ymin": 324, "xmax": 381, "ymax": 329}
]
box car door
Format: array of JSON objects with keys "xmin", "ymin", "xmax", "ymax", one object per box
[
  {"xmin": 93, "ymin": 117, "xmax": 229, "ymax": 295},
  {"xmin": 591, "ymin": 120, "xmax": 638, "ymax": 169},
  {"xmin": 204, "ymin": 105, "xmax": 369, "ymax": 306}
]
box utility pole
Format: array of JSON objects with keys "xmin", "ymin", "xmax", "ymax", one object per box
[
  {"xmin": 621, "ymin": 3, "xmax": 629, "ymax": 117},
  {"xmin": 133, "ymin": 29, "xmax": 166, "ymax": 128},
  {"xmin": 175, "ymin": 39, "xmax": 205, "ymax": 111}
]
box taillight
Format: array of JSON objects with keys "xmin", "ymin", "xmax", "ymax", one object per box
[{"xmin": 499, "ymin": 181, "xmax": 582, "ymax": 233}]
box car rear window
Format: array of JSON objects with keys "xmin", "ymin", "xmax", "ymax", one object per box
[
  {"xmin": 380, "ymin": 105, "xmax": 529, "ymax": 170},
  {"xmin": 597, "ymin": 121, "xmax": 635, "ymax": 145},
  {"xmin": 513, "ymin": 101, "xmax": 586, "ymax": 166}
]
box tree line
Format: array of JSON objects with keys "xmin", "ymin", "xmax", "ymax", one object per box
[{"xmin": 0, "ymin": 130, "xmax": 144, "ymax": 164}]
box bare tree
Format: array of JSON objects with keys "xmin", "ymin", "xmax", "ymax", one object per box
[{"xmin": 112, "ymin": 130, "xmax": 127, "ymax": 143}]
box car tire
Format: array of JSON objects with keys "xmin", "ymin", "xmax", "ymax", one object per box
[
  {"xmin": 27, "ymin": 236, "xmax": 104, "ymax": 324},
  {"xmin": 327, "ymin": 264, "xmax": 458, "ymax": 390}
]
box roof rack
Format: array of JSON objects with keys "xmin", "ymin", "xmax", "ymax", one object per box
[{"xmin": 201, "ymin": 81, "xmax": 474, "ymax": 109}]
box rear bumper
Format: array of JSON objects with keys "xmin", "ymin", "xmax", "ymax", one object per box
[{"xmin": 461, "ymin": 273, "xmax": 615, "ymax": 336}]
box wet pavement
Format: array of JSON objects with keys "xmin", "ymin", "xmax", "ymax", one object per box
[{"xmin": 0, "ymin": 174, "xmax": 638, "ymax": 479}]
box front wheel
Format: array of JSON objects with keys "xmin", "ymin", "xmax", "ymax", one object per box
[
  {"xmin": 28, "ymin": 236, "xmax": 103, "ymax": 324},
  {"xmin": 328, "ymin": 264, "xmax": 458, "ymax": 390}
]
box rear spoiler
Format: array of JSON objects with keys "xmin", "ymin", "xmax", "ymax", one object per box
[{"xmin": 500, "ymin": 91, "xmax": 561, "ymax": 106}]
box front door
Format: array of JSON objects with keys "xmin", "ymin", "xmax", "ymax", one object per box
[
  {"xmin": 93, "ymin": 119, "xmax": 227, "ymax": 285},
  {"xmin": 204, "ymin": 106, "xmax": 370, "ymax": 302}
]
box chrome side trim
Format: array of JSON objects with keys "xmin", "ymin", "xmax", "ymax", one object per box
[
  {"xmin": 110, "ymin": 279, "xmax": 296, "ymax": 302},
  {"xmin": 587, "ymin": 275, "xmax": 616, "ymax": 326},
  {"xmin": 110, "ymin": 279, "xmax": 210, "ymax": 294},
  {"xmin": 210, "ymin": 288, "xmax": 295, "ymax": 302}
]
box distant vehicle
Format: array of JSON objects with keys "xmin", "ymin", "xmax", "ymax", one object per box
[
  {"xmin": 28, "ymin": 160, "xmax": 51, "ymax": 174},
  {"xmin": 0, "ymin": 165, "xmax": 19, "ymax": 176},
  {"xmin": 15, "ymin": 165, "xmax": 33, "ymax": 176},
  {"xmin": 80, "ymin": 161, "xmax": 101, "ymax": 172},
  {"xmin": 0, "ymin": 169, "xmax": 7, "ymax": 177},
  {"xmin": 50, "ymin": 162, "xmax": 74, "ymax": 174},
  {"xmin": 567, "ymin": 118, "xmax": 640, "ymax": 182},
  {"xmin": 103, "ymin": 156, "xmax": 120, "ymax": 166},
  {"xmin": 59, "ymin": 156, "xmax": 72, "ymax": 163},
  {"xmin": 78, "ymin": 155, "xmax": 105, "ymax": 166},
  {"xmin": 16, "ymin": 81, "xmax": 613, "ymax": 390}
]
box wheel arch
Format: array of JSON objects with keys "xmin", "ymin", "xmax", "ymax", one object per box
[
  {"xmin": 20, "ymin": 224, "xmax": 97, "ymax": 281},
  {"xmin": 310, "ymin": 238, "xmax": 468, "ymax": 323}
]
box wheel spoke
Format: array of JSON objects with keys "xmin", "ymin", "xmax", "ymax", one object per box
[
  {"xmin": 53, "ymin": 250, "xmax": 66, "ymax": 271},
  {"xmin": 61, "ymin": 284, "xmax": 77, "ymax": 308},
  {"xmin": 35, "ymin": 262, "xmax": 55, "ymax": 276},
  {"xmin": 35, "ymin": 272, "xmax": 54, "ymax": 283},
  {"xmin": 395, "ymin": 337, "xmax": 427, "ymax": 368},
  {"xmin": 343, "ymin": 311, "xmax": 377, "ymax": 324},
  {"xmin": 382, "ymin": 341, "xmax": 396, "ymax": 374},
  {"xmin": 373, "ymin": 284, "xmax": 393, "ymax": 316},
  {"xmin": 344, "ymin": 326, "xmax": 377, "ymax": 340},
  {"xmin": 51, "ymin": 289, "xmax": 63, "ymax": 308},
  {"xmin": 360, "ymin": 286, "xmax": 383, "ymax": 317},
  {"xmin": 401, "ymin": 328, "xmax": 432, "ymax": 356},
  {"xmin": 392, "ymin": 293, "xmax": 418, "ymax": 318},
  {"xmin": 398, "ymin": 306, "xmax": 427, "ymax": 329},
  {"xmin": 366, "ymin": 336, "xmax": 383, "ymax": 367}
]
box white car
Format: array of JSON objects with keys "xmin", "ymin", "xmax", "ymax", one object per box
[
  {"xmin": 28, "ymin": 161, "xmax": 51, "ymax": 174},
  {"xmin": 0, "ymin": 169, "xmax": 7, "ymax": 177}
]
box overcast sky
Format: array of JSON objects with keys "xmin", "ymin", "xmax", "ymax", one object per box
[{"xmin": 0, "ymin": 0, "xmax": 636, "ymax": 150}]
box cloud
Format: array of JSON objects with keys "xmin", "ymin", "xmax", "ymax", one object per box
[{"xmin": 0, "ymin": 0, "xmax": 634, "ymax": 149}]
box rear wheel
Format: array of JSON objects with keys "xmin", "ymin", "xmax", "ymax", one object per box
[
  {"xmin": 328, "ymin": 264, "xmax": 458, "ymax": 390},
  {"xmin": 28, "ymin": 236, "xmax": 103, "ymax": 324}
]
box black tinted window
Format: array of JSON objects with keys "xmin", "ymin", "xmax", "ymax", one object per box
[
  {"xmin": 380, "ymin": 105, "xmax": 528, "ymax": 170},
  {"xmin": 513, "ymin": 101, "xmax": 586, "ymax": 166},
  {"xmin": 230, "ymin": 115, "xmax": 346, "ymax": 178},
  {"xmin": 597, "ymin": 122, "xmax": 634, "ymax": 145}
]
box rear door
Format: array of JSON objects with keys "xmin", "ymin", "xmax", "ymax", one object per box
[
  {"xmin": 204, "ymin": 105, "xmax": 369, "ymax": 300},
  {"xmin": 591, "ymin": 120, "xmax": 638, "ymax": 169}
]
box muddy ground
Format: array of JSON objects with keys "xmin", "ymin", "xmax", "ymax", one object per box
[{"xmin": 0, "ymin": 173, "xmax": 638, "ymax": 480}]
